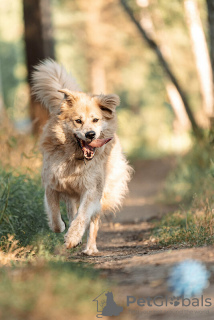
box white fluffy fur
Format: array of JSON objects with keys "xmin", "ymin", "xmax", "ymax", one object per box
[{"xmin": 32, "ymin": 59, "xmax": 81, "ymax": 112}]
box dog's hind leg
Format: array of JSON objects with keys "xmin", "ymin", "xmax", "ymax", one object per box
[
  {"xmin": 82, "ymin": 215, "xmax": 100, "ymax": 255},
  {"xmin": 45, "ymin": 187, "xmax": 66, "ymax": 233}
]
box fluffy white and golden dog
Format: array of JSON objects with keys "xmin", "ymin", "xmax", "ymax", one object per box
[{"xmin": 32, "ymin": 60, "xmax": 132, "ymax": 255}]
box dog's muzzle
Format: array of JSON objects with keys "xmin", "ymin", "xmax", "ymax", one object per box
[{"xmin": 75, "ymin": 135, "xmax": 113, "ymax": 161}]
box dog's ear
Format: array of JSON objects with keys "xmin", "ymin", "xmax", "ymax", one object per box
[
  {"xmin": 58, "ymin": 89, "xmax": 79, "ymax": 105},
  {"xmin": 96, "ymin": 94, "xmax": 120, "ymax": 119}
]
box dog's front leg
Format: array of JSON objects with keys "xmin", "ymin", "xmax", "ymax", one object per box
[
  {"xmin": 82, "ymin": 215, "xmax": 100, "ymax": 255},
  {"xmin": 45, "ymin": 187, "xmax": 66, "ymax": 233},
  {"xmin": 65, "ymin": 191, "xmax": 101, "ymax": 249}
]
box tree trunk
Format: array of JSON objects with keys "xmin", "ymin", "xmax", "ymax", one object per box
[
  {"xmin": 207, "ymin": 1, "xmax": 214, "ymax": 77},
  {"xmin": 185, "ymin": 0, "xmax": 213, "ymax": 121},
  {"xmin": 0, "ymin": 60, "xmax": 4, "ymax": 120},
  {"xmin": 23, "ymin": 0, "xmax": 55, "ymax": 135},
  {"xmin": 166, "ymin": 83, "xmax": 191, "ymax": 131},
  {"xmin": 79, "ymin": 0, "xmax": 107, "ymax": 94},
  {"xmin": 121, "ymin": 0, "xmax": 201, "ymax": 137},
  {"xmin": 0, "ymin": 59, "xmax": 7, "ymax": 124},
  {"xmin": 206, "ymin": 0, "xmax": 214, "ymax": 133},
  {"xmin": 137, "ymin": 0, "xmax": 190, "ymax": 132}
]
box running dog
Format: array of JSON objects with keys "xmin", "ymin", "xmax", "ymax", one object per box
[{"xmin": 32, "ymin": 59, "xmax": 132, "ymax": 255}]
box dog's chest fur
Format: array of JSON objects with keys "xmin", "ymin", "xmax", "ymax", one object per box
[{"xmin": 41, "ymin": 143, "xmax": 110, "ymax": 196}]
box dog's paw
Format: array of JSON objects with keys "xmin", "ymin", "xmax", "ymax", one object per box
[
  {"xmin": 82, "ymin": 247, "xmax": 99, "ymax": 256},
  {"xmin": 64, "ymin": 234, "xmax": 82, "ymax": 249},
  {"xmin": 50, "ymin": 219, "xmax": 66, "ymax": 233},
  {"xmin": 64, "ymin": 218, "xmax": 86, "ymax": 249},
  {"xmin": 66, "ymin": 241, "xmax": 82, "ymax": 249}
]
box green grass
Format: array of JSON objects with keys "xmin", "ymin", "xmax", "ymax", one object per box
[
  {"xmin": 153, "ymin": 142, "xmax": 214, "ymax": 248},
  {"xmin": 0, "ymin": 168, "xmax": 69, "ymax": 252},
  {"xmin": 152, "ymin": 208, "xmax": 214, "ymax": 248}
]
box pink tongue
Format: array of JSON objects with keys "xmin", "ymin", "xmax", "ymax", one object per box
[{"xmin": 88, "ymin": 138, "xmax": 112, "ymax": 148}]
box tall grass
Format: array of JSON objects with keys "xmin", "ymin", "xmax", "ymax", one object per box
[
  {"xmin": 153, "ymin": 142, "xmax": 214, "ymax": 247},
  {"xmin": 0, "ymin": 168, "xmax": 70, "ymax": 253}
]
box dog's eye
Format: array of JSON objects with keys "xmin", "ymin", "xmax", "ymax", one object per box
[
  {"xmin": 75, "ymin": 119, "xmax": 82, "ymax": 124},
  {"xmin": 93, "ymin": 118, "xmax": 99, "ymax": 123}
]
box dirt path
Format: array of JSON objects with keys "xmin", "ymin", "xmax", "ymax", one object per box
[{"xmin": 71, "ymin": 158, "xmax": 214, "ymax": 319}]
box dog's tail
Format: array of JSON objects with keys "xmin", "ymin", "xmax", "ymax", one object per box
[{"xmin": 31, "ymin": 59, "xmax": 81, "ymax": 112}]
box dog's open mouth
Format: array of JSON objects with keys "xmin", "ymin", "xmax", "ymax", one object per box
[{"xmin": 75, "ymin": 136, "xmax": 112, "ymax": 161}]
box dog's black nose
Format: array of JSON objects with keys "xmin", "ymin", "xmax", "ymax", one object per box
[{"xmin": 85, "ymin": 131, "xmax": 96, "ymax": 140}]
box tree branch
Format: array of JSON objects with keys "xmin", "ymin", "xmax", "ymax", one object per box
[{"xmin": 120, "ymin": 0, "xmax": 201, "ymax": 137}]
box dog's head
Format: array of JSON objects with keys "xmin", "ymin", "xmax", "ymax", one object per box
[{"xmin": 56, "ymin": 89, "xmax": 120, "ymax": 160}]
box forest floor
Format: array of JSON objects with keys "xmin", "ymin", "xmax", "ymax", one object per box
[{"xmin": 71, "ymin": 158, "xmax": 214, "ymax": 320}]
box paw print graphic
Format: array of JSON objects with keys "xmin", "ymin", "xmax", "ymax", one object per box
[{"xmin": 170, "ymin": 296, "xmax": 181, "ymax": 307}]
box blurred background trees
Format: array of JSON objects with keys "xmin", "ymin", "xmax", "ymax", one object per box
[
  {"xmin": 0, "ymin": 0, "xmax": 214, "ymax": 157},
  {"xmin": 23, "ymin": 0, "xmax": 55, "ymax": 134}
]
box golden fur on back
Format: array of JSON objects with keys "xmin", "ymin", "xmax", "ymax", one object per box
[{"xmin": 32, "ymin": 59, "xmax": 133, "ymax": 255}]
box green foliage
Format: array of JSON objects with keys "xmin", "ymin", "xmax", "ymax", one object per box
[
  {"xmin": 163, "ymin": 142, "xmax": 214, "ymax": 203},
  {"xmin": 1, "ymin": 0, "xmax": 206, "ymax": 156},
  {"xmin": 0, "ymin": 40, "xmax": 26, "ymax": 110}
]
